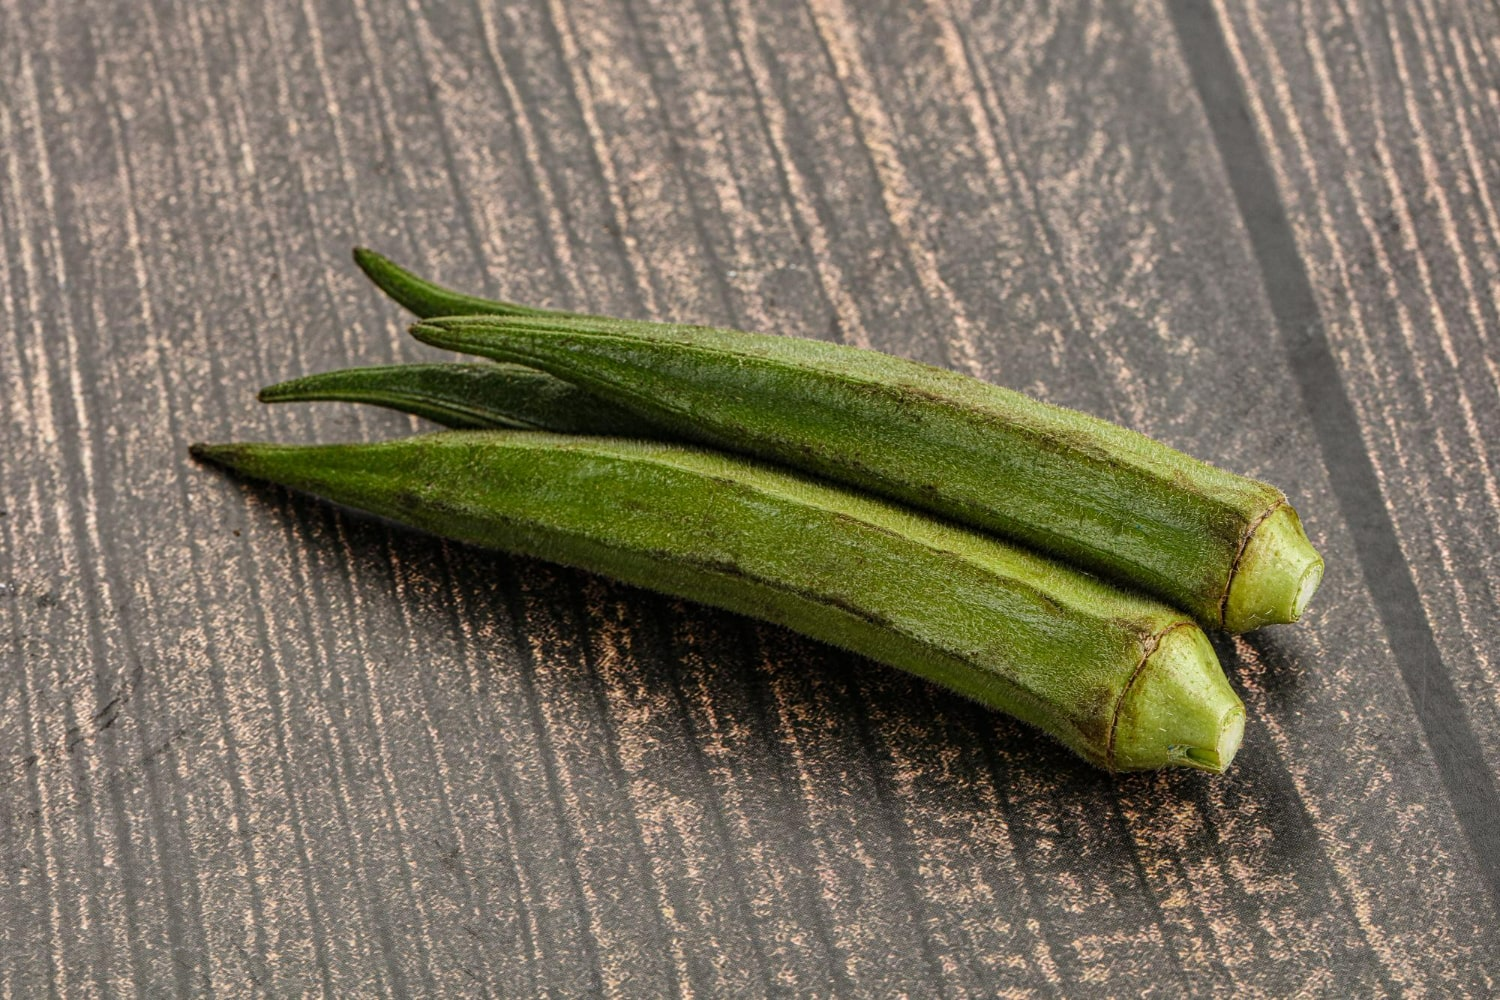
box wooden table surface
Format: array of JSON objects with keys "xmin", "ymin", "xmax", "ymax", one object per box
[{"xmin": 3, "ymin": 0, "xmax": 1498, "ymax": 996}]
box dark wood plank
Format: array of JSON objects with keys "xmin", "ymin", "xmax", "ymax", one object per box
[{"xmin": 2, "ymin": 0, "xmax": 1496, "ymax": 995}]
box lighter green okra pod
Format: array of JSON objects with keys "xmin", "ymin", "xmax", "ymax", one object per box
[
  {"xmin": 191, "ymin": 432, "xmax": 1244, "ymax": 772},
  {"xmin": 355, "ymin": 250, "xmax": 1324, "ymax": 633}
]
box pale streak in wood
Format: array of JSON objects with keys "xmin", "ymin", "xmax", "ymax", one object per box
[{"xmin": 2, "ymin": 0, "xmax": 1497, "ymax": 996}]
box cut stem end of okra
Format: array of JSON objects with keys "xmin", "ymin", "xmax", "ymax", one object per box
[
  {"xmin": 1110, "ymin": 624, "xmax": 1245, "ymax": 773},
  {"xmin": 1180, "ymin": 707, "xmax": 1246, "ymax": 774},
  {"xmin": 1223, "ymin": 504, "xmax": 1324, "ymax": 633}
]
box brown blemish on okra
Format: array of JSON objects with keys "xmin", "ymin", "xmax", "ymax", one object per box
[{"xmin": 190, "ymin": 431, "xmax": 1241, "ymax": 772}]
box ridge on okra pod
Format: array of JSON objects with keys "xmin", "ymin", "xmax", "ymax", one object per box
[
  {"xmin": 189, "ymin": 432, "xmax": 1246, "ymax": 774},
  {"xmin": 352, "ymin": 248, "xmax": 1324, "ymax": 634}
]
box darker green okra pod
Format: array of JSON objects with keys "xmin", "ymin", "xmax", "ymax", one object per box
[
  {"xmin": 191, "ymin": 432, "xmax": 1244, "ymax": 773},
  {"xmin": 410, "ymin": 314, "xmax": 1320, "ymax": 633},
  {"xmin": 354, "ymin": 249, "xmax": 1324, "ymax": 633}
]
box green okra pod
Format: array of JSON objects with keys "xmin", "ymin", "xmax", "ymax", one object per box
[
  {"xmin": 401, "ymin": 313, "xmax": 1321, "ymax": 634},
  {"xmin": 190, "ymin": 431, "xmax": 1244, "ymax": 773},
  {"xmin": 354, "ymin": 249, "xmax": 1324, "ymax": 632},
  {"xmin": 260, "ymin": 362, "xmax": 665, "ymax": 436}
]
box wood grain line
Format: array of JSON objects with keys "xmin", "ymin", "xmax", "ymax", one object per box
[
  {"xmin": 719, "ymin": 0, "xmax": 874, "ymax": 348},
  {"xmin": 649, "ymin": 608, "xmax": 777, "ymax": 995},
  {"xmin": 1435, "ymin": 5, "xmax": 1500, "ymax": 340},
  {"xmin": 1399, "ymin": 0, "xmax": 1500, "ymax": 373},
  {"xmin": 89, "ymin": 26, "xmax": 219, "ymax": 993},
  {"xmin": 125, "ymin": 4, "xmax": 287, "ymax": 987},
  {"xmin": 1367, "ymin": 2, "xmax": 1500, "ymax": 523},
  {"xmin": 1217, "ymin": 0, "xmax": 1500, "ymax": 793},
  {"xmin": 5, "ymin": 14, "xmax": 131, "ymax": 993},
  {"xmin": 300, "ymin": 513, "xmax": 442, "ymax": 996},
  {"xmin": 931, "ymin": 1, "xmax": 1143, "ymax": 428},
  {"xmin": 804, "ymin": 0, "xmax": 979, "ymax": 377},
  {"xmin": 468, "ymin": 0, "xmax": 587, "ymax": 305},
  {"xmin": 381, "ymin": 544, "xmax": 509, "ymax": 989},
  {"xmin": 179, "ymin": 4, "xmax": 363, "ymax": 990},
  {"xmin": 1230, "ymin": 632, "xmax": 1403, "ymax": 996},
  {"xmin": 0, "ymin": 47, "xmax": 71, "ymax": 999},
  {"xmin": 923, "ymin": 0, "xmax": 1080, "ymax": 375},
  {"xmin": 0, "ymin": 90, "xmax": 24, "ymax": 1000},
  {"xmin": 611, "ymin": 0, "xmax": 742, "ymax": 329},
  {"xmin": 541, "ymin": 0, "xmax": 660, "ymax": 316},
  {"xmin": 1291, "ymin": 0, "xmax": 1500, "ymax": 771},
  {"xmin": 490, "ymin": 564, "xmax": 608, "ymax": 997}
]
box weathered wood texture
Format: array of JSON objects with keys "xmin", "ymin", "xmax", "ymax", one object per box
[{"xmin": 0, "ymin": 0, "xmax": 1495, "ymax": 996}]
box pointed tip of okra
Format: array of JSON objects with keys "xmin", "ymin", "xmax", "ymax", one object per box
[
  {"xmin": 256, "ymin": 369, "xmax": 373, "ymax": 405},
  {"xmin": 1110, "ymin": 624, "xmax": 1245, "ymax": 774},
  {"xmin": 352, "ymin": 245, "xmax": 388, "ymax": 276},
  {"xmin": 188, "ymin": 441, "xmax": 248, "ymax": 468},
  {"xmin": 352, "ymin": 246, "xmax": 412, "ymax": 301},
  {"xmin": 353, "ymin": 247, "xmax": 458, "ymax": 320},
  {"xmin": 257, "ymin": 380, "xmax": 300, "ymax": 404},
  {"xmin": 1222, "ymin": 503, "xmax": 1324, "ymax": 633}
]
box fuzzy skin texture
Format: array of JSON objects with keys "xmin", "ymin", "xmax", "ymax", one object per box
[{"xmin": 191, "ymin": 431, "xmax": 1241, "ymax": 771}]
